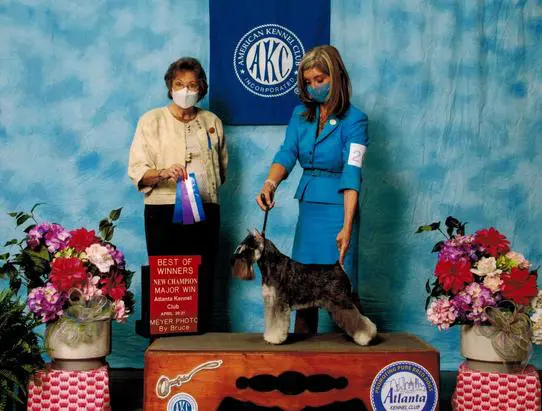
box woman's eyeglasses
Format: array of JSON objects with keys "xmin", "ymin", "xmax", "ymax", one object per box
[{"xmin": 175, "ymin": 82, "xmax": 200, "ymax": 92}]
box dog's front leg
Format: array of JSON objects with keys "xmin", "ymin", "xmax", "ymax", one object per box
[{"xmin": 262, "ymin": 285, "xmax": 290, "ymax": 344}]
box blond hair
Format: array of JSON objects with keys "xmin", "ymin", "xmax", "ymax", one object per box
[{"xmin": 296, "ymin": 45, "xmax": 352, "ymax": 122}]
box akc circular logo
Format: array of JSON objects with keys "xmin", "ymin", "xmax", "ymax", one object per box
[
  {"xmin": 233, "ymin": 23, "xmax": 305, "ymax": 98},
  {"xmin": 370, "ymin": 361, "xmax": 437, "ymax": 411},
  {"xmin": 167, "ymin": 392, "xmax": 198, "ymax": 411}
]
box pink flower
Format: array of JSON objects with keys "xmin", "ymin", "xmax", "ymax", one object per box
[
  {"xmin": 427, "ymin": 297, "xmax": 457, "ymax": 330},
  {"xmin": 81, "ymin": 275, "xmax": 102, "ymax": 300},
  {"xmin": 44, "ymin": 224, "xmax": 70, "ymax": 253},
  {"xmin": 27, "ymin": 284, "xmax": 67, "ymax": 323},
  {"xmin": 506, "ymin": 251, "xmax": 530, "ymax": 270},
  {"xmin": 114, "ymin": 300, "xmax": 129, "ymax": 323}
]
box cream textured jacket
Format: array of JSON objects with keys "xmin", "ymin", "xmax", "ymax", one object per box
[{"xmin": 128, "ymin": 107, "xmax": 228, "ymax": 205}]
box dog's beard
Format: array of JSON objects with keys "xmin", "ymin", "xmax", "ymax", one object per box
[{"xmin": 232, "ymin": 259, "xmax": 255, "ymax": 280}]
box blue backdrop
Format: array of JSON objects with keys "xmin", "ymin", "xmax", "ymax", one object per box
[
  {"xmin": 0, "ymin": 0, "xmax": 541, "ymax": 371},
  {"xmin": 209, "ymin": 0, "xmax": 330, "ymax": 124}
]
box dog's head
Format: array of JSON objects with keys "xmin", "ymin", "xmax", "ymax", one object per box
[{"xmin": 230, "ymin": 229, "xmax": 265, "ymax": 280}]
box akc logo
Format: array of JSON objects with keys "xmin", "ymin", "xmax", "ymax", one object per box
[
  {"xmin": 233, "ymin": 23, "xmax": 305, "ymax": 98},
  {"xmin": 167, "ymin": 392, "xmax": 198, "ymax": 411},
  {"xmin": 370, "ymin": 361, "xmax": 437, "ymax": 411}
]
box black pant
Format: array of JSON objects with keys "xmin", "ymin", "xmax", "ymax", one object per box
[{"xmin": 144, "ymin": 203, "xmax": 220, "ymax": 333}]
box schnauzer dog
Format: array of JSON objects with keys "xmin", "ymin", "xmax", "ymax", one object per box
[{"xmin": 231, "ymin": 230, "xmax": 377, "ymax": 346}]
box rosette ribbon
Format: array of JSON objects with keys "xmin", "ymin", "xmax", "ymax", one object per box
[
  {"xmin": 172, "ymin": 173, "xmax": 206, "ymax": 224},
  {"xmin": 47, "ymin": 293, "xmax": 113, "ymax": 347},
  {"xmin": 479, "ymin": 303, "xmax": 533, "ymax": 365}
]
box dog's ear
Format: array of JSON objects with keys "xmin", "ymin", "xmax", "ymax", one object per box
[{"xmin": 250, "ymin": 229, "xmax": 263, "ymax": 239}]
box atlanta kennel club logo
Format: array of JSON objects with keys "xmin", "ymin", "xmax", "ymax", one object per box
[
  {"xmin": 234, "ymin": 24, "xmax": 305, "ymax": 98},
  {"xmin": 370, "ymin": 361, "xmax": 438, "ymax": 411}
]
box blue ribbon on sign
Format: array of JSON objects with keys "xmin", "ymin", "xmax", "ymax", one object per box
[{"xmin": 173, "ymin": 173, "xmax": 206, "ymax": 224}]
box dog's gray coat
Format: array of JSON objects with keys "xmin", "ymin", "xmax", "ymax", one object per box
[{"xmin": 231, "ymin": 230, "xmax": 377, "ymax": 346}]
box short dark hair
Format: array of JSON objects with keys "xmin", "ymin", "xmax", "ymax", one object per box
[{"xmin": 164, "ymin": 57, "xmax": 208, "ymax": 100}]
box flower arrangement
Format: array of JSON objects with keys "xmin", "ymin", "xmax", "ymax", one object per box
[
  {"xmin": 417, "ymin": 217, "xmax": 539, "ymax": 348},
  {"xmin": 0, "ymin": 205, "xmax": 135, "ymax": 328}
]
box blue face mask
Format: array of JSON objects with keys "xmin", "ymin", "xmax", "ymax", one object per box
[{"xmin": 307, "ymin": 83, "xmax": 330, "ymax": 103}]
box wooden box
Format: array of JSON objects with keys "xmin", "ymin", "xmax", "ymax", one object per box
[{"xmin": 144, "ymin": 333, "xmax": 440, "ymax": 410}]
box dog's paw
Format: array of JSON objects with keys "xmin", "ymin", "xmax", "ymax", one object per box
[
  {"xmin": 352, "ymin": 330, "xmax": 372, "ymax": 346},
  {"xmin": 263, "ymin": 332, "xmax": 287, "ymax": 345},
  {"xmin": 353, "ymin": 319, "xmax": 377, "ymax": 346},
  {"xmin": 365, "ymin": 318, "xmax": 378, "ymax": 339}
]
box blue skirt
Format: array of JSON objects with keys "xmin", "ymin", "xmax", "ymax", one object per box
[
  {"xmin": 292, "ymin": 200, "xmax": 359, "ymax": 290},
  {"xmin": 292, "ymin": 200, "xmax": 359, "ymax": 332}
]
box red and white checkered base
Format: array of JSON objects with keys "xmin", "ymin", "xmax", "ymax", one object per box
[
  {"xmin": 452, "ymin": 361, "xmax": 541, "ymax": 410},
  {"xmin": 27, "ymin": 365, "xmax": 111, "ymax": 411}
]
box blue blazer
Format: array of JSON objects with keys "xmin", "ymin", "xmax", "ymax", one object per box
[{"xmin": 273, "ymin": 104, "xmax": 369, "ymax": 204}]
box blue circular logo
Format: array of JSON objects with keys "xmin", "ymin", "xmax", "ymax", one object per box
[
  {"xmin": 233, "ymin": 23, "xmax": 305, "ymax": 98},
  {"xmin": 370, "ymin": 361, "xmax": 438, "ymax": 411},
  {"xmin": 167, "ymin": 392, "xmax": 198, "ymax": 411}
]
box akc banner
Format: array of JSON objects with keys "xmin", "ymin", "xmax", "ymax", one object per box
[{"xmin": 209, "ymin": 0, "xmax": 330, "ymax": 125}]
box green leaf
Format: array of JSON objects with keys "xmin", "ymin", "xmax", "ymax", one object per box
[
  {"xmin": 416, "ymin": 224, "xmax": 435, "ymax": 233},
  {"xmin": 7, "ymin": 212, "xmax": 18, "ymax": 218},
  {"xmin": 9, "ymin": 278, "xmax": 21, "ymax": 294},
  {"xmin": 445, "ymin": 216, "xmax": 461, "ymax": 229},
  {"xmin": 30, "ymin": 202, "xmax": 45, "ymax": 214},
  {"xmin": 99, "ymin": 219, "xmax": 111, "ymax": 231},
  {"xmin": 109, "ymin": 208, "xmax": 122, "ymax": 221},
  {"xmin": 425, "ymin": 279, "xmax": 431, "ymax": 294},
  {"xmin": 415, "ymin": 222, "xmax": 441, "ymax": 233},
  {"xmin": 15, "ymin": 215, "xmax": 31, "ymax": 226},
  {"xmin": 104, "ymin": 226, "xmax": 114, "ymax": 242},
  {"xmin": 447, "ymin": 225, "xmax": 454, "ymax": 237},
  {"xmin": 3, "ymin": 239, "xmax": 18, "ymax": 247},
  {"xmin": 432, "ymin": 241, "xmax": 445, "ymax": 253},
  {"xmin": 0, "ymin": 253, "xmax": 9, "ymax": 261},
  {"xmin": 425, "ymin": 296, "xmax": 432, "ymax": 311},
  {"xmin": 23, "ymin": 224, "xmax": 36, "ymax": 233}
]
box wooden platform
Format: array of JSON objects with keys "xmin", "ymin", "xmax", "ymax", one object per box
[{"xmin": 144, "ymin": 332, "xmax": 440, "ymax": 410}]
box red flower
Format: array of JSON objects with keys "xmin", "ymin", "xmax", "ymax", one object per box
[
  {"xmin": 435, "ymin": 258, "xmax": 473, "ymax": 294},
  {"xmin": 50, "ymin": 257, "xmax": 88, "ymax": 291},
  {"xmin": 68, "ymin": 228, "xmax": 98, "ymax": 252},
  {"xmin": 100, "ymin": 273, "xmax": 126, "ymax": 300},
  {"xmin": 474, "ymin": 227, "xmax": 510, "ymax": 257},
  {"xmin": 501, "ymin": 267, "xmax": 538, "ymax": 305}
]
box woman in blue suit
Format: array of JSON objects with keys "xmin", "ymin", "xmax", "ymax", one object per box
[{"xmin": 256, "ymin": 45, "xmax": 368, "ymax": 334}]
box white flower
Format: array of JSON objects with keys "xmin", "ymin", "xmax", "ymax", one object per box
[
  {"xmin": 471, "ymin": 257, "xmax": 502, "ymax": 277},
  {"xmin": 531, "ymin": 290, "xmax": 542, "ymax": 310},
  {"xmin": 531, "ymin": 308, "xmax": 542, "ymax": 345},
  {"xmin": 483, "ymin": 273, "xmax": 502, "ymax": 293},
  {"xmin": 85, "ymin": 244, "xmax": 115, "ymax": 273}
]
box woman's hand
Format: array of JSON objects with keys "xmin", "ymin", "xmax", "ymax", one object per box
[
  {"xmin": 256, "ymin": 180, "xmax": 277, "ymax": 211},
  {"xmin": 161, "ymin": 163, "xmax": 187, "ymax": 182},
  {"xmin": 336, "ymin": 226, "xmax": 352, "ymax": 266}
]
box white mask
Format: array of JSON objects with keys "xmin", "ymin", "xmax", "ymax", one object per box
[{"xmin": 172, "ymin": 88, "xmax": 199, "ymax": 109}]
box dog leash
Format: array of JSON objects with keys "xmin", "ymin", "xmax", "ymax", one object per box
[
  {"xmin": 260, "ymin": 192, "xmax": 273, "ymax": 256},
  {"xmin": 260, "ymin": 192, "xmax": 273, "ymax": 237}
]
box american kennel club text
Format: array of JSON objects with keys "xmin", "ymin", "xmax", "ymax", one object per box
[{"xmin": 234, "ymin": 24, "xmax": 305, "ymax": 97}]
